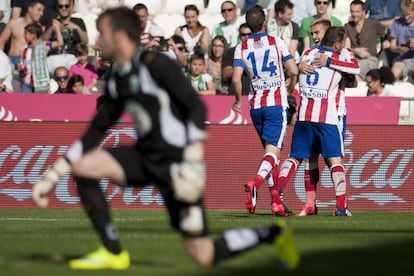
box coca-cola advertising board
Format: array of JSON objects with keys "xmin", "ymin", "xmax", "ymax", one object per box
[{"xmin": 1, "ymin": 123, "xmax": 413, "ymax": 211}]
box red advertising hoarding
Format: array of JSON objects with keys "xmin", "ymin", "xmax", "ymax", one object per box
[{"xmin": 0, "ymin": 123, "xmax": 413, "ymax": 211}]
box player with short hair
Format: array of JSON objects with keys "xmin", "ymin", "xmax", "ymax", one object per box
[
  {"xmin": 283, "ymin": 26, "xmax": 359, "ymax": 217},
  {"xmin": 32, "ymin": 6, "xmax": 299, "ymax": 271},
  {"xmin": 278, "ymin": 20, "xmax": 359, "ymax": 216},
  {"xmin": 232, "ymin": 5, "xmax": 298, "ymax": 216}
]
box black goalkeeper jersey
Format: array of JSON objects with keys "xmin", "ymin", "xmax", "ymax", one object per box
[{"xmin": 68, "ymin": 50, "xmax": 207, "ymax": 164}]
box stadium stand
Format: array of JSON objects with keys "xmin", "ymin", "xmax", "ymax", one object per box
[
  {"xmin": 153, "ymin": 14, "xmax": 186, "ymax": 38},
  {"xmin": 205, "ymin": 0, "xmax": 232, "ymax": 15},
  {"xmin": 123, "ymin": 0, "xmax": 165, "ymax": 15},
  {"xmin": 332, "ymin": 0, "xmax": 353, "ymax": 24},
  {"xmin": 160, "ymin": 0, "xmax": 205, "ymax": 15}
]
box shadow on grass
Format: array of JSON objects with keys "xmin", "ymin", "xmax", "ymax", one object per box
[
  {"xmin": 18, "ymin": 238, "xmax": 414, "ymax": 275},
  {"xmin": 196, "ymin": 238, "xmax": 414, "ymax": 276},
  {"xmin": 20, "ymin": 253, "xmax": 174, "ymax": 269}
]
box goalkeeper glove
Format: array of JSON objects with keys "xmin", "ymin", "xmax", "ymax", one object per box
[
  {"xmin": 32, "ymin": 158, "xmax": 71, "ymax": 208},
  {"xmin": 171, "ymin": 142, "xmax": 205, "ymax": 203}
]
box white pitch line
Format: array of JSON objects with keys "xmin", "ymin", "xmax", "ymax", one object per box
[{"xmin": 0, "ymin": 217, "xmax": 150, "ymax": 222}]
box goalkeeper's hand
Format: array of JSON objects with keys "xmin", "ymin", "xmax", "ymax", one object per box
[
  {"xmin": 171, "ymin": 142, "xmax": 205, "ymax": 203},
  {"xmin": 32, "ymin": 158, "xmax": 71, "ymax": 208}
]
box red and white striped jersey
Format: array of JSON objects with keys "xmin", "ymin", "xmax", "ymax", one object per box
[
  {"xmin": 234, "ymin": 32, "xmax": 293, "ymax": 109},
  {"xmin": 297, "ymin": 46, "xmax": 359, "ymax": 124}
]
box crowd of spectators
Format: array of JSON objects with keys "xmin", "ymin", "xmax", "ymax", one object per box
[{"xmin": 0, "ymin": 0, "xmax": 413, "ymax": 98}]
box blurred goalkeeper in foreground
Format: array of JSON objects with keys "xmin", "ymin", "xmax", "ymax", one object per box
[{"xmin": 32, "ymin": 6, "xmax": 299, "ymax": 271}]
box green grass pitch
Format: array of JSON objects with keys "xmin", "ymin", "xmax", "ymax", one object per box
[{"xmin": 1, "ymin": 208, "xmax": 413, "ymax": 275}]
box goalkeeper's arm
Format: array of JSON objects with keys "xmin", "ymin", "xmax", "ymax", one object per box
[
  {"xmin": 32, "ymin": 157, "xmax": 72, "ymax": 208},
  {"xmin": 171, "ymin": 142, "xmax": 206, "ymax": 203}
]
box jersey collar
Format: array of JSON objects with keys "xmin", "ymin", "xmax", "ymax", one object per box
[
  {"xmin": 317, "ymin": 45, "xmax": 335, "ymax": 53},
  {"xmin": 249, "ymin": 32, "xmax": 267, "ymax": 39}
]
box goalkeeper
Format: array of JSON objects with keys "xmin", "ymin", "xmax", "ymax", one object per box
[{"xmin": 32, "ymin": 7, "xmax": 299, "ymax": 271}]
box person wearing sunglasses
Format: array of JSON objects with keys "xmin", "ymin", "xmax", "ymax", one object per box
[
  {"xmin": 211, "ymin": 1, "xmax": 245, "ymax": 48},
  {"xmin": 52, "ymin": 66, "xmax": 70, "ymax": 93},
  {"xmin": 42, "ymin": 0, "xmax": 88, "ymax": 75},
  {"xmin": 299, "ymin": 0, "xmax": 342, "ymax": 52},
  {"xmin": 222, "ymin": 23, "xmax": 252, "ymax": 96},
  {"xmin": 343, "ymin": 0, "xmax": 387, "ymax": 80}
]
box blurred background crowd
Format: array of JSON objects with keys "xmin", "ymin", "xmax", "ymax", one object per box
[{"xmin": 0, "ymin": 0, "xmax": 412, "ymax": 103}]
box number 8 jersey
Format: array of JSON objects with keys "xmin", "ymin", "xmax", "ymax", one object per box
[
  {"xmin": 233, "ymin": 33, "xmax": 293, "ymax": 109},
  {"xmin": 297, "ymin": 46, "xmax": 359, "ymax": 125}
]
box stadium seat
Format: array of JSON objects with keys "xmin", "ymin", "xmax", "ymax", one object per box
[
  {"xmin": 154, "ymin": 14, "xmax": 186, "ymax": 38},
  {"xmin": 332, "ymin": 0, "xmax": 352, "ymax": 25},
  {"xmin": 344, "ymin": 80, "xmax": 368, "ymax": 97},
  {"xmin": 205, "ymin": 0, "xmax": 229, "ymax": 15},
  {"xmin": 123, "ymin": 0, "xmax": 165, "ymax": 15},
  {"xmin": 199, "ymin": 13, "xmax": 225, "ymax": 33},
  {"xmin": 160, "ymin": 0, "xmax": 205, "ymax": 15}
]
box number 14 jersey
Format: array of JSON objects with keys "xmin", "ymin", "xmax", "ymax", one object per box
[{"xmin": 233, "ymin": 32, "xmax": 293, "ymax": 109}]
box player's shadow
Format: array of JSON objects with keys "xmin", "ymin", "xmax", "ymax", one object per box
[
  {"xmin": 20, "ymin": 253, "xmax": 173, "ymax": 268},
  {"xmin": 196, "ymin": 237, "xmax": 414, "ymax": 276}
]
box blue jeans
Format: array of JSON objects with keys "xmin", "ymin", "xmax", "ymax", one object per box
[{"xmin": 21, "ymin": 83, "xmax": 34, "ymax": 93}]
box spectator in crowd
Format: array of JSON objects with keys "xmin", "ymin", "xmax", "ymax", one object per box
[
  {"xmin": 132, "ymin": 3, "xmax": 164, "ymax": 49},
  {"xmin": 207, "ymin": 35, "xmax": 228, "ymax": 94},
  {"xmin": 11, "ymin": 0, "xmax": 57, "ymax": 28},
  {"xmin": 300, "ymin": 0, "xmax": 342, "ymax": 52},
  {"xmin": 174, "ymin": 4, "xmax": 210, "ymax": 55},
  {"xmin": 389, "ymin": 0, "xmax": 414, "ymax": 83},
  {"xmin": 365, "ymin": 0, "xmax": 402, "ymax": 67},
  {"xmin": 0, "ymin": 0, "xmax": 45, "ymax": 69},
  {"xmin": 268, "ymin": 0, "xmax": 316, "ymax": 26},
  {"xmin": 267, "ymin": 0, "xmax": 299, "ymax": 57},
  {"xmin": 365, "ymin": 68, "xmax": 395, "ymax": 96},
  {"xmin": 267, "ymin": 0, "xmax": 316, "ymax": 26},
  {"xmin": 391, "ymin": 64, "xmax": 414, "ymax": 95},
  {"xmin": 222, "ymin": 23, "xmax": 252, "ymax": 96},
  {"xmin": 67, "ymin": 74, "xmax": 89, "ymax": 94},
  {"xmin": 365, "ymin": 0, "xmax": 402, "ymax": 27},
  {"xmin": 186, "ymin": 53, "xmax": 216, "ymax": 95},
  {"xmin": 0, "ymin": 48, "xmax": 13, "ymax": 93},
  {"xmin": 211, "ymin": 1, "xmax": 244, "ymax": 48},
  {"xmin": 344, "ymin": 0, "xmax": 387, "ymax": 79},
  {"xmin": 19, "ymin": 21, "xmax": 63, "ymax": 93},
  {"xmin": 53, "ymin": 66, "xmax": 70, "ymax": 93},
  {"xmin": 167, "ymin": 34, "xmax": 188, "ymax": 69},
  {"xmin": 42, "ymin": 0, "xmax": 88, "ymax": 74},
  {"xmin": 69, "ymin": 43, "xmax": 98, "ymax": 93},
  {"xmin": 148, "ymin": 33, "xmax": 189, "ymax": 70}
]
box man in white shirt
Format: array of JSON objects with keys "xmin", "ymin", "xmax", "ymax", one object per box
[{"xmin": 211, "ymin": 1, "xmax": 245, "ymax": 48}]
